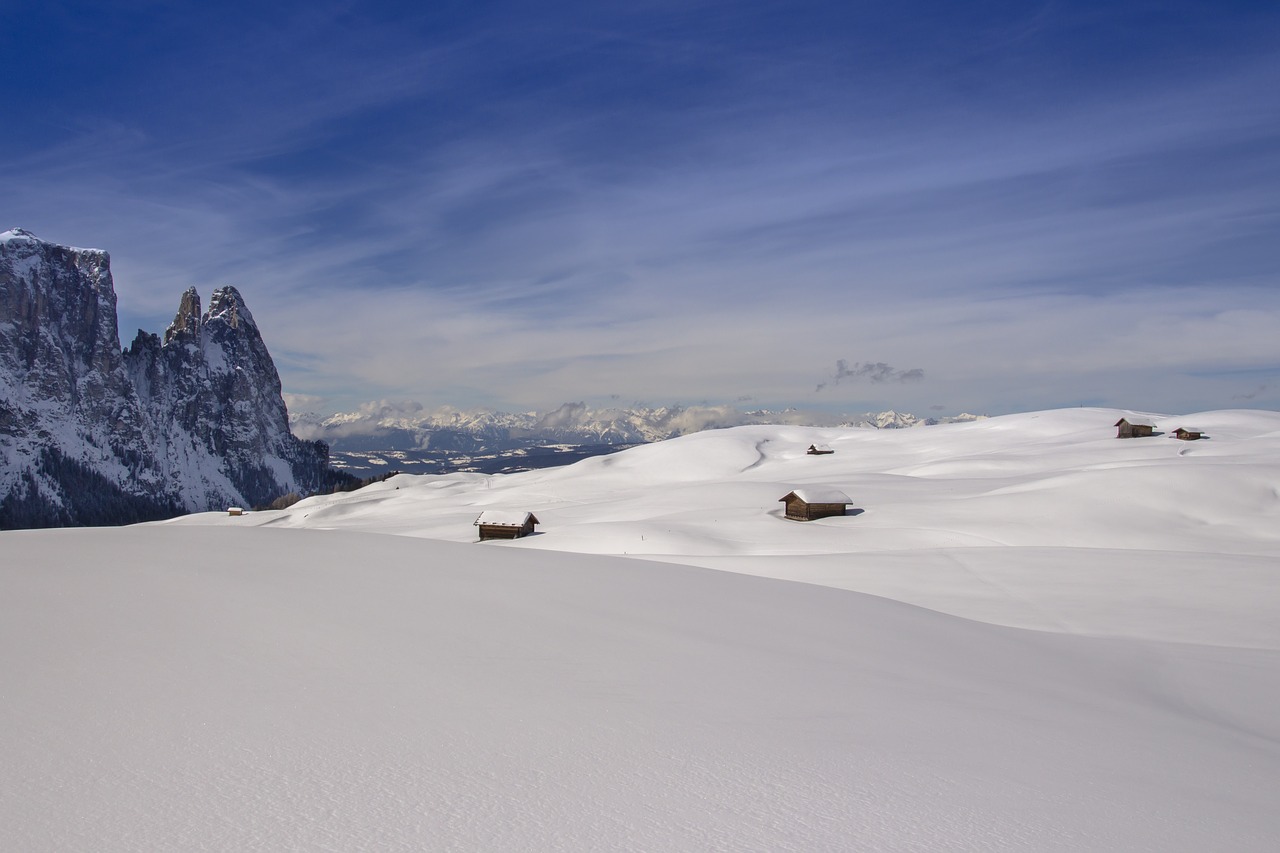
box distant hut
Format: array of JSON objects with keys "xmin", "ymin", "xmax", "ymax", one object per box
[
  {"xmin": 806, "ymin": 444, "xmax": 835, "ymax": 455},
  {"xmin": 1115, "ymin": 418, "xmax": 1155, "ymax": 439},
  {"xmin": 227, "ymin": 506, "xmax": 244, "ymax": 517},
  {"xmin": 778, "ymin": 488, "xmax": 852, "ymax": 521},
  {"xmin": 1172, "ymin": 427, "xmax": 1204, "ymax": 441},
  {"xmin": 475, "ymin": 510, "xmax": 539, "ymax": 541}
]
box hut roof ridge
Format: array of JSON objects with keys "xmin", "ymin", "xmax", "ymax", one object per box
[
  {"xmin": 782, "ymin": 487, "xmax": 852, "ymax": 505},
  {"xmin": 475, "ymin": 510, "xmax": 538, "ymax": 526}
]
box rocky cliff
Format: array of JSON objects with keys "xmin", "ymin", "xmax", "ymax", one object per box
[{"xmin": 0, "ymin": 229, "xmax": 332, "ymax": 528}]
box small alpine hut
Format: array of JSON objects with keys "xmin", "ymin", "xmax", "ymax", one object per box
[
  {"xmin": 227, "ymin": 506, "xmax": 244, "ymax": 517},
  {"xmin": 807, "ymin": 443, "xmax": 835, "ymax": 455},
  {"xmin": 1172, "ymin": 427, "xmax": 1204, "ymax": 441},
  {"xmin": 778, "ymin": 488, "xmax": 852, "ymax": 522},
  {"xmin": 1115, "ymin": 418, "xmax": 1155, "ymax": 439},
  {"xmin": 475, "ymin": 510, "xmax": 539, "ymax": 541}
]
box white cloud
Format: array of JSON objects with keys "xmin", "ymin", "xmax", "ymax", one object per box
[{"xmin": 5, "ymin": 6, "xmax": 1278, "ymax": 417}]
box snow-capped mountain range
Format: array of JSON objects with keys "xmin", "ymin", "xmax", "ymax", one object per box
[
  {"xmin": 0, "ymin": 229, "xmax": 333, "ymax": 527},
  {"xmin": 291, "ymin": 399, "xmax": 984, "ymax": 453}
]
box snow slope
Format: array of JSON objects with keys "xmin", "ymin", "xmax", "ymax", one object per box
[
  {"xmin": 207, "ymin": 407, "xmax": 1280, "ymax": 648},
  {"xmin": 3, "ymin": 407, "xmax": 1280, "ymax": 850},
  {"xmin": 4, "ymin": 526, "xmax": 1279, "ymax": 852}
]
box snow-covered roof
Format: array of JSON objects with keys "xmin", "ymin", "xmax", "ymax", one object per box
[
  {"xmin": 808, "ymin": 443, "xmax": 833, "ymax": 452},
  {"xmin": 780, "ymin": 488, "xmax": 851, "ymax": 505},
  {"xmin": 1174, "ymin": 426, "xmax": 1203, "ymax": 432},
  {"xmin": 1115, "ymin": 417, "xmax": 1156, "ymax": 427},
  {"xmin": 475, "ymin": 510, "xmax": 537, "ymax": 527}
]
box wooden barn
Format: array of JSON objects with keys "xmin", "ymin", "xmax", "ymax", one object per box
[
  {"xmin": 1115, "ymin": 418, "xmax": 1155, "ymax": 438},
  {"xmin": 227, "ymin": 506, "xmax": 244, "ymax": 517},
  {"xmin": 807, "ymin": 444, "xmax": 835, "ymax": 455},
  {"xmin": 1172, "ymin": 427, "xmax": 1204, "ymax": 441},
  {"xmin": 779, "ymin": 488, "xmax": 852, "ymax": 521},
  {"xmin": 475, "ymin": 510, "xmax": 539, "ymax": 541}
]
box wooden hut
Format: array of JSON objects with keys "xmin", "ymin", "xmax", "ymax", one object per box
[
  {"xmin": 1172, "ymin": 427, "xmax": 1204, "ymax": 441},
  {"xmin": 475, "ymin": 510, "xmax": 539, "ymax": 541},
  {"xmin": 227, "ymin": 506, "xmax": 244, "ymax": 517},
  {"xmin": 778, "ymin": 488, "xmax": 851, "ymax": 521},
  {"xmin": 806, "ymin": 444, "xmax": 835, "ymax": 455},
  {"xmin": 1115, "ymin": 418, "xmax": 1155, "ymax": 439}
]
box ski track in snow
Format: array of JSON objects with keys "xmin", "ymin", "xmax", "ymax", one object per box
[{"xmin": 3, "ymin": 407, "xmax": 1280, "ymax": 851}]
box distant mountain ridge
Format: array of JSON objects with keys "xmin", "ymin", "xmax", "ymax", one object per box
[
  {"xmin": 0, "ymin": 229, "xmax": 334, "ymax": 528},
  {"xmin": 292, "ymin": 399, "xmax": 984, "ymax": 453}
]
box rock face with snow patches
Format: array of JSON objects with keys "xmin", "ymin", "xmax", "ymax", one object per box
[{"xmin": 0, "ymin": 229, "xmax": 330, "ymax": 527}]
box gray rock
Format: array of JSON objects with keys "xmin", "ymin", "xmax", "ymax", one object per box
[{"xmin": 1, "ymin": 228, "xmax": 330, "ymax": 526}]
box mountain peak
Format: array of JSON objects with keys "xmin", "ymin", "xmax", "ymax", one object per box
[
  {"xmin": 1, "ymin": 235, "xmax": 335, "ymax": 527},
  {"xmin": 165, "ymin": 287, "xmax": 202, "ymax": 343},
  {"xmin": 206, "ymin": 285, "xmax": 256, "ymax": 331},
  {"xmin": 0, "ymin": 229, "xmax": 108, "ymax": 260}
]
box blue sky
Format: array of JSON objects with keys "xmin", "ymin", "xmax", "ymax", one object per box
[{"xmin": 4, "ymin": 0, "xmax": 1279, "ymax": 416}]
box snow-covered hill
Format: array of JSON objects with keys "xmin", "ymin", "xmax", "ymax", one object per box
[
  {"xmin": 4, "ymin": 407, "xmax": 1280, "ymax": 850},
  {"xmin": 213, "ymin": 406, "xmax": 1280, "ymax": 647}
]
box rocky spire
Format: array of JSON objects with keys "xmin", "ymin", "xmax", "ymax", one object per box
[
  {"xmin": 164, "ymin": 287, "xmax": 202, "ymax": 344},
  {"xmin": 2, "ymin": 231, "xmax": 332, "ymax": 528}
]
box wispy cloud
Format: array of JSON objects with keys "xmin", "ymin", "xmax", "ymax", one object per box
[
  {"xmin": 4, "ymin": 2, "xmax": 1280, "ymax": 416},
  {"xmin": 840, "ymin": 360, "xmax": 923, "ymax": 385},
  {"xmin": 281, "ymin": 392, "xmax": 329, "ymax": 412}
]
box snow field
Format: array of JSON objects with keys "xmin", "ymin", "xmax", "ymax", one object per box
[
  {"xmin": 5, "ymin": 406, "xmax": 1280, "ymax": 850},
  {"xmin": 207, "ymin": 407, "xmax": 1280, "ymax": 647},
  {"xmin": 3, "ymin": 526, "xmax": 1279, "ymax": 851}
]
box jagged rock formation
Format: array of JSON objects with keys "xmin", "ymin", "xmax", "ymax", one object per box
[{"xmin": 1, "ymin": 229, "xmax": 333, "ymax": 528}]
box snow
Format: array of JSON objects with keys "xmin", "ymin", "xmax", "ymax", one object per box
[
  {"xmin": 0, "ymin": 227, "xmax": 100, "ymax": 255},
  {"xmin": 475, "ymin": 509, "xmax": 536, "ymax": 526},
  {"xmin": 0, "ymin": 227, "xmax": 38, "ymax": 243},
  {"xmin": 782, "ymin": 487, "xmax": 852, "ymax": 504},
  {"xmin": 201, "ymin": 336, "xmax": 229, "ymax": 372},
  {"xmin": 1, "ymin": 251, "xmax": 43, "ymax": 285},
  {"xmin": 3, "ymin": 406, "xmax": 1280, "ymax": 850}
]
